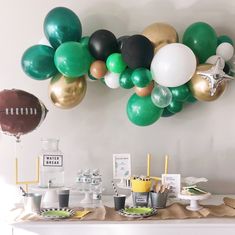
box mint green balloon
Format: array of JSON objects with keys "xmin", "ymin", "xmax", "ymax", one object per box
[
  {"xmin": 44, "ymin": 7, "xmax": 82, "ymax": 48},
  {"xmin": 21, "ymin": 45, "xmax": 57, "ymax": 80},
  {"xmin": 183, "ymin": 22, "xmax": 217, "ymax": 63},
  {"xmin": 106, "ymin": 53, "xmax": 127, "ymax": 73},
  {"xmin": 127, "ymin": 94, "xmax": 163, "ymax": 126},
  {"xmin": 131, "ymin": 68, "xmax": 152, "ymax": 88},
  {"xmin": 54, "ymin": 42, "xmax": 92, "ymax": 78},
  {"xmin": 119, "ymin": 68, "xmax": 134, "ymax": 89}
]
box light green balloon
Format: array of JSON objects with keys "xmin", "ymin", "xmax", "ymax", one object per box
[
  {"xmin": 54, "ymin": 42, "xmax": 92, "ymax": 78},
  {"xmin": 151, "ymin": 85, "xmax": 172, "ymax": 108},
  {"xmin": 106, "ymin": 53, "xmax": 127, "ymax": 73},
  {"xmin": 127, "ymin": 94, "xmax": 163, "ymax": 126}
]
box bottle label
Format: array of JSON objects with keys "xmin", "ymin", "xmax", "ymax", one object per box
[{"xmin": 43, "ymin": 154, "xmax": 63, "ymax": 167}]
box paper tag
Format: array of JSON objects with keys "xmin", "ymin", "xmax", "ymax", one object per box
[
  {"xmin": 161, "ymin": 174, "xmax": 181, "ymax": 198},
  {"xmin": 43, "ymin": 154, "xmax": 63, "ymax": 167},
  {"xmin": 136, "ymin": 196, "xmax": 147, "ymax": 203}
]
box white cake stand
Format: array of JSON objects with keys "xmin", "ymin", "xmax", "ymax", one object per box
[{"xmin": 178, "ymin": 193, "xmax": 211, "ymax": 211}]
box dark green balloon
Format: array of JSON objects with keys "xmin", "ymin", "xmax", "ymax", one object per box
[
  {"xmin": 161, "ymin": 108, "xmax": 175, "ymax": 117},
  {"xmin": 100, "ymin": 78, "xmax": 106, "ymax": 84},
  {"xmin": 80, "ymin": 36, "xmax": 90, "ymax": 47},
  {"xmin": 54, "ymin": 42, "xmax": 92, "ymax": 78},
  {"xmin": 182, "ymin": 22, "xmax": 217, "ymax": 63},
  {"xmin": 167, "ymin": 99, "xmax": 183, "ymax": 113},
  {"xmin": 127, "ymin": 94, "xmax": 163, "ymax": 126},
  {"xmin": 88, "ymin": 71, "xmax": 97, "ymax": 81},
  {"xmin": 131, "ymin": 68, "xmax": 152, "ymax": 88},
  {"xmin": 217, "ymin": 35, "xmax": 233, "ymax": 46},
  {"xmin": 44, "ymin": 7, "xmax": 82, "ymax": 48},
  {"xmin": 119, "ymin": 68, "xmax": 134, "ymax": 89},
  {"xmin": 106, "ymin": 53, "xmax": 127, "ymax": 73},
  {"xmin": 224, "ymin": 63, "xmax": 230, "ymax": 75},
  {"xmin": 21, "ymin": 45, "xmax": 57, "ymax": 80},
  {"xmin": 186, "ymin": 93, "xmax": 197, "ymax": 103},
  {"xmin": 170, "ymin": 84, "xmax": 190, "ymax": 102}
]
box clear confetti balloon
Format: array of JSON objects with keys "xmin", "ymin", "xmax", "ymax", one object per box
[{"xmin": 151, "ymin": 84, "xmax": 172, "ymax": 108}]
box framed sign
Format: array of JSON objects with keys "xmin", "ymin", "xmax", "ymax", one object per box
[
  {"xmin": 43, "ymin": 154, "xmax": 63, "ymax": 167},
  {"xmin": 113, "ymin": 154, "xmax": 131, "ymax": 179},
  {"xmin": 161, "ymin": 174, "xmax": 181, "ymax": 198}
]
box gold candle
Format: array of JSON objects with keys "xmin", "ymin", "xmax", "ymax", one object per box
[
  {"xmin": 164, "ymin": 155, "xmax": 169, "ymax": 174},
  {"xmin": 147, "ymin": 153, "xmax": 151, "ymax": 177}
]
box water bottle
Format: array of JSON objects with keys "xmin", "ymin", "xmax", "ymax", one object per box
[
  {"xmin": 91, "ymin": 169, "xmax": 102, "ymax": 200},
  {"xmin": 82, "ymin": 169, "xmax": 91, "ymax": 191},
  {"xmin": 39, "ymin": 139, "xmax": 64, "ymax": 188},
  {"xmin": 76, "ymin": 169, "xmax": 83, "ymax": 191}
]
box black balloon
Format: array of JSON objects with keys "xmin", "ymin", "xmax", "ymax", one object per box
[
  {"xmin": 88, "ymin": 29, "xmax": 119, "ymax": 61},
  {"xmin": 117, "ymin": 35, "xmax": 129, "ymax": 51},
  {"xmin": 121, "ymin": 35, "xmax": 154, "ymax": 69}
]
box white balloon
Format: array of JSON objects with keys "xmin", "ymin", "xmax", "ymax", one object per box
[
  {"xmin": 104, "ymin": 72, "xmax": 120, "ymax": 89},
  {"xmin": 151, "ymin": 43, "xmax": 196, "ymax": 87},
  {"xmin": 206, "ymin": 55, "xmax": 225, "ymax": 69},
  {"xmin": 38, "ymin": 37, "xmax": 51, "ymax": 47},
  {"xmin": 216, "ymin": 42, "xmax": 234, "ymax": 61}
]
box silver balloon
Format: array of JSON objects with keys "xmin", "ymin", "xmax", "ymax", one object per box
[
  {"xmin": 151, "ymin": 84, "xmax": 172, "ymax": 108},
  {"xmin": 197, "ymin": 58, "xmax": 234, "ymax": 96},
  {"xmin": 228, "ymin": 55, "xmax": 235, "ymax": 76}
]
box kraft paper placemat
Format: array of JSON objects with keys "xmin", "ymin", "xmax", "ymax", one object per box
[{"xmin": 10, "ymin": 197, "xmax": 235, "ymax": 223}]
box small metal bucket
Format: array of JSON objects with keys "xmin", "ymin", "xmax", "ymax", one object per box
[
  {"xmin": 132, "ymin": 192, "xmax": 149, "ymax": 207},
  {"xmin": 23, "ymin": 193, "xmax": 42, "ymax": 213},
  {"xmin": 150, "ymin": 191, "xmax": 168, "ymax": 208}
]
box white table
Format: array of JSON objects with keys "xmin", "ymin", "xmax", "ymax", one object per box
[{"xmin": 11, "ymin": 195, "xmax": 235, "ymax": 235}]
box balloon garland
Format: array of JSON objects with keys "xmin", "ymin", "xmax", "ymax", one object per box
[{"xmin": 21, "ymin": 7, "xmax": 235, "ymax": 126}]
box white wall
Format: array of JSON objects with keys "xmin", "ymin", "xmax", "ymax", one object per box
[{"xmin": 1, "ymin": 0, "xmax": 235, "ymax": 206}]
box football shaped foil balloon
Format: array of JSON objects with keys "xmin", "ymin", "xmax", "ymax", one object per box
[{"xmin": 0, "ymin": 89, "xmax": 48, "ymax": 140}]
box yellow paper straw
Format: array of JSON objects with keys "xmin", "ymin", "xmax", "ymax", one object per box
[
  {"xmin": 15, "ymin": 157, "xmax": 40, "ymax": 193},
  {"xmin": 164, "ymin": 155, "xmax": 168, "ymax": 174},
  {"xmin": 147, "ymin": 153, "xmax": 151, "ymax": 177}
]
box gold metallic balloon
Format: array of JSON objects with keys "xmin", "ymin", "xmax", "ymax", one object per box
[
  {"xmin": 189, "ymin": 64, "xmax": 227, "ymax": 102},
  {"xmin": 49, "ymin": 74, "xmax": 87, "ymax": 109},
  {"xmin": 142, "ymin": 23, "xmax": 178, "ymax": 52},
  {"xmin": 134, "ymin": 81, "xmax": 154, "ymax": 97}
]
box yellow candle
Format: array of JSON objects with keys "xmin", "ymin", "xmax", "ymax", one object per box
[
  {"xmin": 164, "ymin": 155, "xmax": 168, "ymax": 174},
  {"xmin": 147, "ymin": 153, "xmax": 151, "ymax": 177}
]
